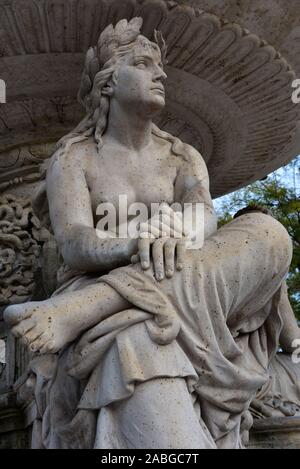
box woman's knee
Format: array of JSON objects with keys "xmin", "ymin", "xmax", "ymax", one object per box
[
  {"xmin": 252, "ymin": 213, "xmax": 292, "ymax": 261},
  {"xmin": 116, "ymin": 378, "xmax": 214, "ymax": 448},
  {"xmin": 231, "ymin": 212, "xmax": 292, "ymax": 261}
]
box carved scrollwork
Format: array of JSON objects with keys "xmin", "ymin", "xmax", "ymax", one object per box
[{"xmin": 0, "ymin": 143, "xmax": 56, "ymax": 192}]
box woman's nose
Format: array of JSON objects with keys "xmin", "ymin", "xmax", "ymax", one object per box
[{"xmin": 154, "ymin": 65, "xmax": 167, "ymax": 81}]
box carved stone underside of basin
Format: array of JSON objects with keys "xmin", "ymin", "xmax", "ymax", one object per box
[{"xmin": 0, "ymin": 0, "xmax": 299, "ymax": 197}]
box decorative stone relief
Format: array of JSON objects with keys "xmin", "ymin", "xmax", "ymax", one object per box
[
  {"xmin": 0, "ymin": 0, "xmax": 299, "ymax": 451},
  {"xmin": 251, "ymin": 353, "xmax": 300, "ymax": 419},
  {"xmin": 0, "ymin": 143, "xmax": 55, "ymax": 193},
  {"xmin": 2, "ymin": 16, "xmax": 298, "ymax": 450},
  {"xmin": 0, "ymin": 194, "xmax": 46, "ymax": 307}
]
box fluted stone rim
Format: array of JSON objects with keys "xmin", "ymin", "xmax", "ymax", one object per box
[{"xmin": 0, "ymin": 0, "xmax": 299, "ymax": 197}]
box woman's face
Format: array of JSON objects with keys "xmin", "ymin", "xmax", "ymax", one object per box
[{"xmin": 111, "ymin": 37, "xmax": 167, "ymax": 116}]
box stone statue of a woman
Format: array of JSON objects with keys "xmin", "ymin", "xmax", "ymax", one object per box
[{"xmin": 4, "ymin": 18, "xmax": 299, "ymax": 449}]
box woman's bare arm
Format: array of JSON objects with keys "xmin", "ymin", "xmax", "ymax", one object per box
[
  {"xmin": 136, "ymin": 146, "xmax": 218, "ymax": 281},
  {"xmin": 46, "ymin": 149, "xmax": 137, "ymax": 273},
  {"xmin": 174, "ymin": 146, "xmax": 218, "ymax": 241}
]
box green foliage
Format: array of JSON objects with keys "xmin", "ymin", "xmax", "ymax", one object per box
[{"xmin": 216, "ymin": 158, "xmax": 300, "ymax": 320}]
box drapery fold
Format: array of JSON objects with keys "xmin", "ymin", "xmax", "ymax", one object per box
[{"xmin": 29, "ymin": 212, "xmax": 292, "ymax": 449}]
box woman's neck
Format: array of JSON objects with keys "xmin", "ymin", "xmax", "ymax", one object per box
[{"xmin": 105, "ymin": 100, "xmax": 153, "ymax": 152}]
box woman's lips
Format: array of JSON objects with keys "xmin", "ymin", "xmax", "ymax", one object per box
[{"xmin": 151, "ymin": 87, "xmax": 165, "ymax": 94}]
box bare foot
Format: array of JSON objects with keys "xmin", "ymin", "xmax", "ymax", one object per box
[
  {"xmin": 3, "ymin": 282, "xmax": 129, "ymax": 355},
  {"xmin": 4, "ymin": 300, "xmax": 79, "ymax": 354}
]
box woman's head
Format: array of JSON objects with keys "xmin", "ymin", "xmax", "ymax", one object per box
[
  {"xmin": 57, "ymin": 18, "xmax": 167, "ymax": 153},
  {"xmin": 82, "ymin": 18, "xmax": 166, "ymax": 111},
  {"xmin": 103, "ymin": 34, "xmax": 167, "ymax": 117}
]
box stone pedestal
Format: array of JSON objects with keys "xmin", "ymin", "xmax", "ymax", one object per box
[
  {"xmin": 0, "ymin": 392, "xmax": 29, "ymax": 449},
  {"xmin": 249, "ymin": 417, "xmax": 300, "ymax": 449}
]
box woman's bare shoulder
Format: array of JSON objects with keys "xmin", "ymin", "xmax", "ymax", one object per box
[
  {"xmin": 48, "ymin": 137, "xmax": 96, "ymax": 176},
  {"xmin": 178, "ymin": 142, "xmax": 209, "ymax": 178},
  {"xmin": 153, "ymin": 125, "xmax": 208, "ymax": 178}
]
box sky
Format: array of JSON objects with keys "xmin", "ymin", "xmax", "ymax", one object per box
[{"xmin": 214, "ymin": 156, "xmax": 300, "ymax": 215}]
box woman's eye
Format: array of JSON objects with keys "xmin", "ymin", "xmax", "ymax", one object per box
[{"xmin": 136, "ymin": 62, "xmax": 147, "ymax": 69}]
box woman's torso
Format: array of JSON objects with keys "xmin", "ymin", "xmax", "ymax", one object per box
[{"xmin": 80, "ymin": 134, "xmax": 181, "ymax": 225}]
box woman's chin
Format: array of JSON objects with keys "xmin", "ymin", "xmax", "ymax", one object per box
[{"xmin": 147, "ymin": 98, "xmax": 166, "ymax": 116}]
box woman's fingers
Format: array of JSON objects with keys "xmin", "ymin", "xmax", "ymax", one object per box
[
  {"xmin": 160, "ymin": 204, "xmax": 181, "ymax": 220},
  {"xmin": 161, "ymin": 213, "xmax": 183, "ymax": 237},
  {"xmin": 153, "ymin": 238, "xmax": 183, "ymax": 281},
  {"xmin": 160, "ymin": 217, "xmax": 183, "ymax": 238},
  {"xmin": 161, "ymin": 205, "xmax": 184, "ymax": 226},
  {"xmin": 148, "ymin": 222, "xmax": 181, "ymax": 239},
  {"xmin": 140, "ymin": 222, "xmax": 161, "ymax": 238},
  {"xmin": 152, "ymin": 239, "xmax": 165, "ymax": 281},
  {"xmin": 164, "ymin": 239, "xmax": 176, "ymax": 278},
  {"xmin": 138, "ymin": 237, "xmax": 152, "ymax": 270},
  {"xmin": 137, "ymin": 233, "xmax": 186, "ymax": 278},
  {"xmin": 141, "ymin": 218, "xmax": 170, "ymax": 238},
  {"xmin": 147, "ymin": 209, "xmax": 184, "ymax": 238},
  {"xmin": 145, "ymin": 217, "xmax": 167, "ymax": 237},
  {"xmin": 176, "ymin": 239, "xmax": 186, "ymax": 271}
]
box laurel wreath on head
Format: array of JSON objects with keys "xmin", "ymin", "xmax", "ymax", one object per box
[{"xmin": 77, "ymin": 17, "xmax": 168, "ymax": 112}]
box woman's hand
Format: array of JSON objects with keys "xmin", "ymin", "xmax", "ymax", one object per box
[
  {"xmin": 141, "ymin": 204, "xmax": 185, "ymax": 239},
  {"xmin": 131, "ymin": 205, "xmax": 188, "ymax": 281}
]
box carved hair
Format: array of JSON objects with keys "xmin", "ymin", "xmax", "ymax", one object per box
[
  {"xmin": 34, "ymin": 18, "xmax": 185, "ymax": 224},
  {"xmin": 56, "ymin": 17, "xmax": 172, "ymax": 155}
]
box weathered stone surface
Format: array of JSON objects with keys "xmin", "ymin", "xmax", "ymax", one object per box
[
  {"xmin": 190, "ymin": 0, "xmax": 300, "ymax": 76},
  {"xmin": 0, "ymin": 391, "xmax": 29, "ymax": 449},
  {"xmin": 0, "ymin": 194, "xmax": 42, "ymax": 307},
  {"xmin": 0, "ymin": 339, "xmax": 4, "ymax": 364},
  {"xmin": 0, "ymin": 0, "xmax": 299, "ymax": 197},
  {"xmin": 2, "ymin": 16, "xmax": 299, "ymax": 449},
  {"xmin": 249, "ymin": 416, "xmax": 300, "ymax": 449},
  {"xmin": 1, "ymin": 3, "xmax": 300, "ymax": 450},
  {"xmin": 252, "ymin": 353, "xmax": 300, "ymax": 419}
]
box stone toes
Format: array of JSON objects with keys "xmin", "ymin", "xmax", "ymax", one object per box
[
  {"xmin": 3, "ymin": 305, "xmax": 21, "ymax": 326},
  {"xmin": 29, "ymin": 334, "xmax": 49, "ymax": 353},
  {"xmin": 11, "ymin": 318, "xmax": 37, "ymax": 339},
  {"xmin": 4, "ymin": 304, "xmax": 33, "ymax": 326},
  {"xmin": 22, "ymin": 329, "xmax": 43, "ymax": 347},
  {"xmin": 40, "ymin": 341, "xmax": 56, "ymax": 355}
]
